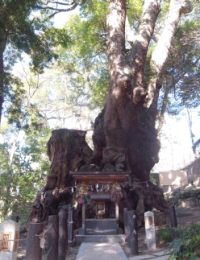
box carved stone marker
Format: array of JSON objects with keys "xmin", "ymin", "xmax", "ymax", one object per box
[
  {"xmin": 0, "ymin": 220, "xmax": 20, "ymax": 260},
  {"xmin": 144, "ymin": 211, "xmax": 156, "ymax": 250}
]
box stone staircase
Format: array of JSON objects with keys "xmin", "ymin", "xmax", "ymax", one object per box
[{"xmin": 75, "ymin": 218, "xmax": 125, "ymax": 245}]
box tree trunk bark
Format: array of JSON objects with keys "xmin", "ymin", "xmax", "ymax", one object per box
[
  {"xmin": 46, "ymin": 129, "xmax": 92, "ymax": 190},
  {"xmin": 157, "ymin": 85, "xmax": 171, "ymax": 136},
  {"xmin": 0, "ymin": 51, "xmax": 4, "ymax": 124},
  {"xmin": 129, "ymin": 0, "xmax": 161, "ymax": 87},
  {"xmin": 27, "ymin": 129, "xmax": 93, "ymax": 225}
]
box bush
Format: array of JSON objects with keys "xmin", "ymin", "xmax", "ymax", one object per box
[
  {"xmin": 157, "ymin": 226, "xmax": 173, "ymax": 244},
  {"xmin": 169, "ymin": 223, "xmax": 200, "ymax": 260}
]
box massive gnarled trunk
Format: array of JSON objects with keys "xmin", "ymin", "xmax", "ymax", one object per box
[
  {"xmin": 27, "ymin": 0, "xmax": 192, "ymax": 229},
  {"xmin": 90, "ymin": 0, "xmax": 191, "ymax": 219}
]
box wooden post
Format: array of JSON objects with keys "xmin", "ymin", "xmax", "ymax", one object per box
[
  {"xmin": 45, "ymin": 215, "xmax": 58, "ymax": 260},
  {"xmin": 15, "ymin": 215, "xmax": 20, "ymax": 223},
  {"xmin": 169, "ymin": 206, "xmax": 178, "ymax": 238},
  {"xmin": 68, "ymin": 205, "xmax": 74, "ymax": 244},
  {"xmin": 123, "ymin": 208, "xmax": 128, "ymax": 241},
  {"xmin": 169, "ymin": 206, "xmax": 177, "ymax": 228},
  {"xmin": 26, "ymin": 223, "xmax": 44, "ymax": 260},
  {"xmin": 58, "ymin": 209, "xmax": 68, "ymax": 260},
  {"xmin": 131, "ymin": 210, "xmax": 138, "ymax": 255},
  {"xmin": 127, "ymin": 210, "xmax": 138, "ymax": 255},
  {"xmin": 82, "ymin": 203, "xmax": 85, "ymax": 230}
]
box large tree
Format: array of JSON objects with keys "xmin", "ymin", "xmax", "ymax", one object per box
[
  {"xmin": 90, "ymin": 0, "xmax": 193, "ymax": 181},
  {"xmin": 26, "ymin": 0, "xmax": 199, "ymax": 227}
]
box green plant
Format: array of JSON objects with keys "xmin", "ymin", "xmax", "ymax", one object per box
[
  {"xmin": 157, "ymin": 226, "xmax": 173, "ymax": 244},
  {"xmin": 169, "ymin": 224, "xmax": 200, "ymax": 260}
]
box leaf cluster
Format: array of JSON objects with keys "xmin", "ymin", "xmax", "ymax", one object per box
[
  {"xmin": 56, "ymin": 11, "xmax": 109, "ymax": 108},
  {"xmin": 167, "ymin": 187, "xmax": 200, "ymax": 205},
  {"xmin": 157, "ymin": 226, "xmax": 173, "ymax": 244},
  {"xmin": 0, "ymin": 125, "xmax": 50, "ymax": 220},
  {"xmin": 170, "ymin": 224, "xmax": 200, "ymax": 260},
  {"xmin": 158, "ymin": 19, "xmax": 200, "ymax": 116}
]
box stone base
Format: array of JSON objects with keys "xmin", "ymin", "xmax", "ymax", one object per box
[{"xmin": 0, "ymin": 251, "xmax": 17, "ymax": 260}]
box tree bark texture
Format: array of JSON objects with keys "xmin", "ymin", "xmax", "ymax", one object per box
[
  {"xmin": 58, "ymin": 210, "xmax": 68, "ymax": 260},
  {"xmin": 46, "ymin": 129, "xmax": 92, "ymax": 190},
  {"xmin": 26, "ymin": 223, "xmax": 44, "ymax": 260},
  {"xmin": 44, "ymin": 215, "xmax": 59, "ymax": 260},
  {"xmin": 27, "ymin": 129, "xmax": 93, "ymax": 225},
  {"xmin": 0, "ymin": 52, "xmax": 4, "ymax": 123}
]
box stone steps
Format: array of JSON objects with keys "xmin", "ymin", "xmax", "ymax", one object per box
[
  {"xmin": 75, "ymin": 234, "xmax": 125, "ymax": 245},
  {"xmin": 85, "ymin": 219, "xmax": 117, "ymax": 235}
]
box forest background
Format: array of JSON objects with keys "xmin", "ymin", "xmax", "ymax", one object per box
[{"xmin": 0, "ymin": 0, "xmax": 199, "ymax": 222}]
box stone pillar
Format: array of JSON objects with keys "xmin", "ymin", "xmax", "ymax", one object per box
[
  {"xmin": 0, "ymin": 220, "xmax": 20, "ymax": 260},
  {"xmin": 26, "ymin": 223, "xmax": 44, "ymax": 260},
  {"xmin": 115, "ymin": 201, "xmax": 119, "ymax": 224},
  {"xmin": 144, "ymin": 211, "xmax": 156, "ymax": 250},
  {"xmin": 44, "ymin": 215, "xmax": 58, "ymax": 260},
  {"xmin": 58, "ymin": 209, "xmax": 68, "ymax": 260}
]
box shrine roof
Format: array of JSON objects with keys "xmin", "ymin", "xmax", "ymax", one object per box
[{"xmin": 69, "ymin": 171, "xmax": 130, "ymax": 182}]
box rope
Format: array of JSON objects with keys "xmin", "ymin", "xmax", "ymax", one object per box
[{"xmin": 0, "ymin": 238, "xmax": 27, "ymax": 242}]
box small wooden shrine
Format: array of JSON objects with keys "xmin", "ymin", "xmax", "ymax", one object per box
[{"xmin": 70, "ymin": 171, "xmax": 129, "ymax": 239}]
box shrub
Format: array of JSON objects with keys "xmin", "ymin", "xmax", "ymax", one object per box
[
  {"xmin": 157, "ymin": 226, "xmax": 173, "ymax": 244},
  {"xmin": 169, "ymin": 223, "xmax": 200, "ymax": 260}
]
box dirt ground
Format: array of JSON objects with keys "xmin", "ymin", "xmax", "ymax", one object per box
[{"xmin": 17, "ymin": 205, "xmax": 200, "ymax": 260}]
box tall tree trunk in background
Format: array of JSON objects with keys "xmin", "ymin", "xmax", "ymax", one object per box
[
  {"xmin": 0, "ymin": 30, "xmax": 7, "ymax": 124},
  {"xmin": 129, "ymin": 0, "xmax": 161, "ymax": 87},
  {"xmin": 186, "ymin": 108, "xmax": 196, "ymax": 155},
  {"xmin": 0, "ymin": 52, "xmax": 4, "ymax": 124},
  {"xmin": 148, "ymin": 0, "xmax": 192, "ymax": 126},
  {"xmin": 157, "ymin": 85, "xmax": 171, "ymax": 136}
]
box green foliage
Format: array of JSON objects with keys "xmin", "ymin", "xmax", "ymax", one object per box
[
  {"xmin": 56, "ymin": 12, "xmax": 108, "ymax": 109},
  {"xmin": 170, "ymin": 224, "xmax": 200, "ymax": 260},
  {"xmin": 167, "ymin": 187, "xmax": 200, "ymax": 205},
  {"xmin": 0, "ymin": 68, "xmax": 52, "ymax": 220},
  {"xmin": 92, "ymin": 68, "xmax": 108, "ymax": 107},
  {"xmin": 157, "ymin": 226, "xmax": 173, "ymax": 243},
  {"xmin": 150, "ymin": 173, "xmax": 159, "ymax": 185},
  {"xmin": 127, "ymin": 0, "xmax": 143, "ymax": 23},
  {"xmin": 0, "ymin": 0, "xmax": 73, "ymax": 122},
  {"xmin": 0, "ymin": 0, "xmax": 56, "ymax": 70},
  {"xmin": 0, "ymin": 125, "xmax": 50, "ymax": 221},
  {"xmin": 158, "ymin": 18, "xmax": 200, "ymax": 116}
]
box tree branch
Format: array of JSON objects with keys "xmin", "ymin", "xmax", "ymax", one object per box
[
  {"xmin": 129, "ymin": 0, "xmax": 161, "ymax": 87},
  {"xmin": 35, "ymin": 1, "xmax": 79, "ymax": 18},
  {"xmin": 147, "ymin": 0, "xmax": 193, "ymax": 125}
]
